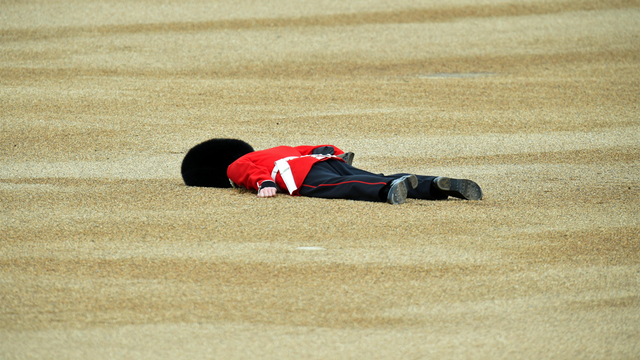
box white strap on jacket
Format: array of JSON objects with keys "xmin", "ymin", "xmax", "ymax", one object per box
[
  {"xmin": 271, "ymin": 154, "xmax": 337, "ymax": 194},
  {"xmin": 272, "ymin": 156, "xmax": 298, "ymax": 194}
]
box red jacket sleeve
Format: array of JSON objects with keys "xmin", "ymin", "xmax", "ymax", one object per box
[{"xmin": 227, "ymin": 156, "xmax": 273, "ymax": 191}]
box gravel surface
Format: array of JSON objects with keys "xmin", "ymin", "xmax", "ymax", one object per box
[{"xmin": 1, "ymin": 0, "xmax": 639, "ymax": 358}]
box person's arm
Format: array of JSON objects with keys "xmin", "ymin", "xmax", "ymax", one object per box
[{"xmin": 227, "ymin": 157, "xmax": 275, "ymax": 197}]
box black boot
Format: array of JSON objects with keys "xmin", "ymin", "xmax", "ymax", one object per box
[
  {"xmin": 386, "ymin": 175, "xmax": 418, "ymax": 204},
  {"xmin": 432, "ymin": 177, "xmax": 483, "ymax": 200}
]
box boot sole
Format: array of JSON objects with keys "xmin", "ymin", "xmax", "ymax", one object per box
[
  {"xmin": 387, "ymin": 174, "xmax": 418, "ymax": 205},
  {"xmin": 434, "ymin": 177, "xmax": 483, "ymax": 200}
]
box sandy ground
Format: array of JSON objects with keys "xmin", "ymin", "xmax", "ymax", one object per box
[{"xmin": 1, "ymin": 0, "xmax": 639, "ymax": 358}]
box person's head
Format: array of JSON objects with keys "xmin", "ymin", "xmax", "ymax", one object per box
[{"xmin": 181, "ymin": 138, "xmax": 254, "ymax": 187}]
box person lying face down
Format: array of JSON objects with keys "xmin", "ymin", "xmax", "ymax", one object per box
[{"xmin": 181, "ymin": 138, "xmax": 482, "ymax": 205}]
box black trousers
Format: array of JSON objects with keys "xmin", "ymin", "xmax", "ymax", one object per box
[{"xmin": 298, "ymin": 160, "xmax": 447, "ymax": 202}]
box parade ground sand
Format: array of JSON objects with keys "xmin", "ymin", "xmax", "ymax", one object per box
[{"xmin": 1, "ymin": 0, "xmax": 639, "ymax": 358}]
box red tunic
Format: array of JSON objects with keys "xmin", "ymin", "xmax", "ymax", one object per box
[{"xmin": 227, "ymin": 145, "xmax": 345, "ymax": 195}]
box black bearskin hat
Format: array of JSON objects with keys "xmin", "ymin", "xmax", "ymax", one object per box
[{"xmin": 181, "ymin": 138, "xmax": 254, "ymax": 187}]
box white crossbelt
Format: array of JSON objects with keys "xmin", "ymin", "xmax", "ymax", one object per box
[{"xmin": 271, "ymin": 154, "xmax": 336, "ymax": 194}]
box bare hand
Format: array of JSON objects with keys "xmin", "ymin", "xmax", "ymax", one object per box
[{"xmin": 257, "ymin": 187, "xmax": 277, "ymax": 198}]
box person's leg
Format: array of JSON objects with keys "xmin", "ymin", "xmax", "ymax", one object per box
[
  {"xmin": 299, "ymin": 160, "xmax": 482, "ymax": 202},
  {"xmin": 299, "ymin": 160, "xmax": 393, "ymax": 202},
  {"xmin": 299, "ymin": 160, "xmax": 416, "ymax": 204}
]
